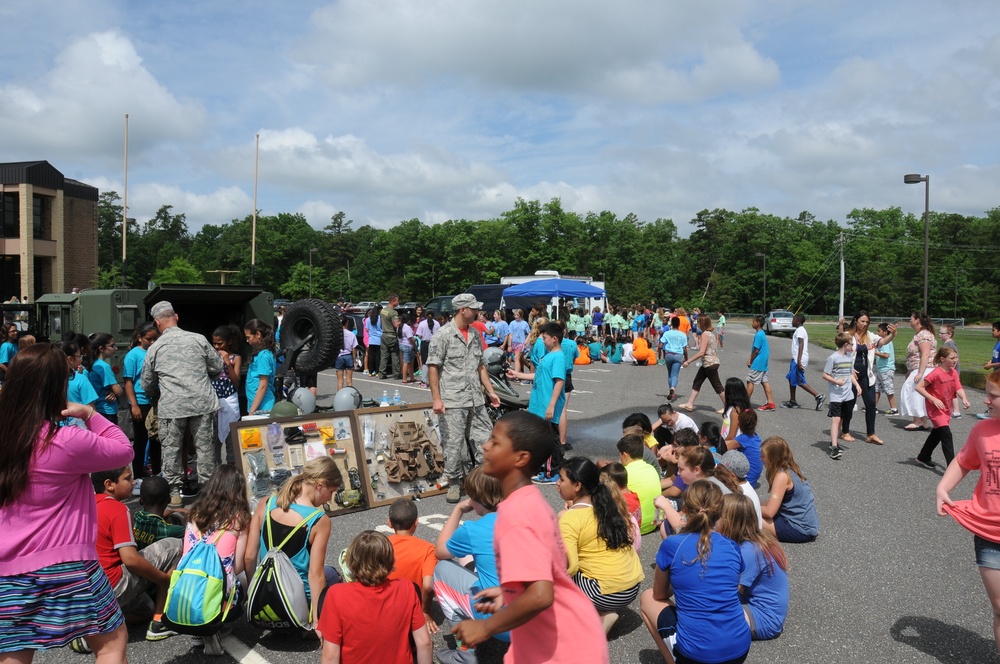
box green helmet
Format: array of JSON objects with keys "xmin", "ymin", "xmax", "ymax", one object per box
[{"xmin": 269, "ymin": 401, "xmax": 299, "ymax": 419}]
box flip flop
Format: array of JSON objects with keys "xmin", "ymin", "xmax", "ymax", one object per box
[
  {"xmin": 678, "ymin": 404, "xmax": 695, "ymax": 412},
  {"xmin": 903, "ymin": 424, "xmax": 927, "ymax": 431},
  {"xmin": 866, "ymin": 435, "xmax": 885, "ymax": 445},
  {"xmin": 839, "ymin": 434, "xmax": 856, "ymax": 442}
]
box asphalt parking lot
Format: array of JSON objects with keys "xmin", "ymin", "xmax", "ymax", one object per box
[{"xmin": 37, "ymin": 323, "xmax": 1000, "ymax": 664}]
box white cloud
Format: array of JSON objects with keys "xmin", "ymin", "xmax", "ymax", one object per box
[
  {"xmin": 0, "ymin": 30, "xmax": 206, "ymax": 161},
  {"xmin": 86, "ymin": 175, "xmax": 252, "ymax": 228},
  {"xmin": 297, "ymin": 0, "xmax": 779, "ymax": 104}
]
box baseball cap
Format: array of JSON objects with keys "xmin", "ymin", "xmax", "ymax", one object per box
[
  {"xmin": 720, "ymin": 450, "xmax": 750, "ymax": 480},
  {"xmin": 452, "ymin": 293, "xmax": 483, "ymax": 310}
]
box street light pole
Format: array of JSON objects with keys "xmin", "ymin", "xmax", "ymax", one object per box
[
  {"xmin": 904, "ymin": 173, "xmax": 930, "ymax": 312},
  {"xmin": 755, "ymin": 252, "xmax": 767, "ymax": 313},
  {"xmin": 954, "ymin": 268, "xmax": 965, "ymax": 320},
  {"xmin": 308, "ymin": 247, "xmax": 318, "ymax": 298}
]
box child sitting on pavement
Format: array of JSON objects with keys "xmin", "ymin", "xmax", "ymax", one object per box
[
  {"xmin": 729, "ymin": 409, "xmax": 764, "ymax": 488},
  {"xmin": 319, "ymin": 531, "xmax": 432, "ymax": 664},
  {"xmin": 93, "ymin": 466, "xmax": 182, "ymax": 640},
  {"xmin": 617, "ymin": 434, "xmax": 662, "ymax": 536},
  {"xmin": 132, "ymin": 475, "xmax": 187, "ymax": 551},
  {"xmin": 433, "ymin": 466, "xmax": 509, "ymax": 663},
  {"xmin": 386, "ymin": 498, "xmax": 439, "ymax": 635}
]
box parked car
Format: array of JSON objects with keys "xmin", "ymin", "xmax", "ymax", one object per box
[
  {"xmin": 423, "ymin": 295, "xmax": 459, "ymax": 317},
  {"xmin": 352, "ymin": 301, "xmax": 378, "ymax": 312},
  {"xmin": 763, "ymin": 309, "xmax": 794, "ymax": 335}
]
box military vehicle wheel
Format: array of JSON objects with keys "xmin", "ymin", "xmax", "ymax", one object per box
[{"xmin": 280, "ymin": 299, "xmax": 342, "ymax": 374}]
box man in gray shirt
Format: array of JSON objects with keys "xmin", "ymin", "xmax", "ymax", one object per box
[
  {"xmin": 426, "ymin": 293, "xmax": 500, "ymax": 502},
  {"xmin": 141, "ymin": 301, "xmax": 224, "ymax": 504}
]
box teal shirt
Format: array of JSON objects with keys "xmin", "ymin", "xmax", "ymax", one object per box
[{"xmin": 246, "ymin": 349, "xmax": 276, "ymax": 412}]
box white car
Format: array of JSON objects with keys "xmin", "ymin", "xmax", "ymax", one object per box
[
  {"xmin": 352, "ymin": 301, "xmax": 378, "ymax": 311},
  {"xmin": 763, "ymin": 310, "xmax": 794, "ymax": 335}
]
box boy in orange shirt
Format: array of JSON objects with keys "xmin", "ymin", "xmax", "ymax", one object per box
[{"xmin": 387, "ymin": 498, "xmax": 439, "ymax": 634}]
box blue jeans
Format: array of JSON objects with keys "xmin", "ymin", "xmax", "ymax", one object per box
[{"xmin": 664, "ymin": 353, "xmax": 683, "ymax": 390}]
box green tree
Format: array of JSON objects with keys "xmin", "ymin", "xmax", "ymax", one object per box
[
  {"xmin": 152, "ymin": 257, "xmax": 202, "ymax": 284},
  {"xmin": 280, "ymin": 262, "xmax": 329, "ymax": 300}
]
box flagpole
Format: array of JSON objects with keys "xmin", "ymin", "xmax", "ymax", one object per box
[
  {"xmin": 121, "ymin": 113, "xmax": 129, "ymax": 287},
  {"xmin": 251, "ymin": 133, "xmax": 259, "ymax": 284}
]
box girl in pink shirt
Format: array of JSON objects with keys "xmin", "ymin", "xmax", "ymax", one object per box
[
  {"xmin": 915, "ymin": 346, "xmax": 970, "ymax": 468},
  {"xmin": 0, "ymin": 344, "xmax": 133, "ymax": 661},
  {"xmin": 937, "ymin": 369, "xmax": 1000, "ymax": 657}
]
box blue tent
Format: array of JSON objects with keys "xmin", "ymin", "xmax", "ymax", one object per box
[{"xmin": 501, "ymin": 278, "xmax": 606, "ymax": 298}]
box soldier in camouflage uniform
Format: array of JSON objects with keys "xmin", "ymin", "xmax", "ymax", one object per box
[
  {"xmin": 426, "ymin": 293, "xmax": 500, "ymax": 503},
  {"xmin": 142, "ymin": 301, "xmax": 224, "ymax": 505}
]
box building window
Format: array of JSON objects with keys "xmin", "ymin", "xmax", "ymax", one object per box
[
  {"xmin": 33, "ymin": 195, "xmax": 52, "ymax": 240},
  {"xmin": 2, "ymin": 193, "xmax": 18, "ymax": 239}
]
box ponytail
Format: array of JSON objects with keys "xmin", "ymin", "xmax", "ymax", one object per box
[
  {"xmin": 680, "ymin": 480, "xmax": 723, "ymax": 567},
  {"xmin": 563, "ymin": 457, "xmax": 632, "ymax": 551}
]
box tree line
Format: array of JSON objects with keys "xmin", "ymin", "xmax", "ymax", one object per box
[{"xmin": 97, "ymin": 192, "xmax": 1000, "ymax": 321}]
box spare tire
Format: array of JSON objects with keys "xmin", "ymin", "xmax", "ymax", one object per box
[{"xmin": 280, "ymin": 299, "xmax": 342, "ymax": 374}]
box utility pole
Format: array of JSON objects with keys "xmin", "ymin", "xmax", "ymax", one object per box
[{"xmin": 838, "ymin": 232, "xmax": 845, "ymax": 321}]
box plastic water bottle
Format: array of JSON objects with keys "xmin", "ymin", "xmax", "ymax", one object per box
[
  {"xmin": 392, "ymin": 389, "xmax": 402, "ymax": 406},
  {"xmin": 380, "ymin": 390, "xmax": 390, "ymax": 407}
]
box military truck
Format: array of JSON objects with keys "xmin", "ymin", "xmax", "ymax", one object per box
[{"xmin": 29, "ymin": 284, "xmax": 274, "ymax": 380}]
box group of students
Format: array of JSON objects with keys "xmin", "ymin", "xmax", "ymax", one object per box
[
  {"xmin": 360, "ymin": 305, "xmax": 445, "ymax": 386},
  {"xmin": 67, "ymin": 317, "xmax": 281, "ymax": 496}
]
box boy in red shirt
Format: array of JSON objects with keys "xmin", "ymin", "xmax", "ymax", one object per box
[
  {"xmin": 387, "ymin": 497, "xmax": 439, "ymax": 634},
  {"xmin": 319, "ymin": 530, "xmax": 431, "ymax": 663},
  {"xmin": 92, "ymin": 466, "xmax": 181, "ymax": 641}
]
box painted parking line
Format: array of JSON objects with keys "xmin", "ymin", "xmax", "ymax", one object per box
[
  {"xmin": 569, "ymin": 378, "xmax": 601, "ymax": 382},
  {"xmin": 222, "ymin": 633, "xmax": 273, "ymax": 664},
  {"xmin": 376, "ymin": 513, "xmax": 450, "ymax": 534}
]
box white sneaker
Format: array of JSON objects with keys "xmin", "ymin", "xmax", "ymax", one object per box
[{"xmin": 203, "ymin": 633, "xmax": 224, "ymax": 656}]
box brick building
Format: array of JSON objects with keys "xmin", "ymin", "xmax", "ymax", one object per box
[{"xmin": 0, "ymin": 161, "xmax": 99, "ymax": 302}]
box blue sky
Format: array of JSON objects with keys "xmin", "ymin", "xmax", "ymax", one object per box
[{"xmin": 1, "ymin": 0, "xmax": 997, "ymax": 235}]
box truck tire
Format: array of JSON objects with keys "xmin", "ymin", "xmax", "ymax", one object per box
[{"xmin": 280, "ymin": 299, "xmax": 342, "ymax": 374}]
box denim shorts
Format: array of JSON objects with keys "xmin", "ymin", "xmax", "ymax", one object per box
[
  {"xmin": 975, "ymin": 535, "xmax": 1000, "ymax": 570},
  {"xmin": 401, "ymin": 345, "xmax": 415, "ymax": 363},
  {"xmin": 334, "ymin": 354, "xmax": 354, "ymax": 371}
]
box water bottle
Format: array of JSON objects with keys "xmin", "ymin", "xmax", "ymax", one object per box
[
  {"xmin": 392, "ymin": 389, "xmax": 402, "ymax": 406},
  {"xmin": 380, "ymin": 390, "xmax": 390, "ymax": 407}
]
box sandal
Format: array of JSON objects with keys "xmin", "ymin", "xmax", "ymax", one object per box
[
  {"xmin": 865, "ymin": 435, "xmax": 885, "ymax": 445},
  {"xmin": 903, "ymin": 424, "xmax": 928, "ymax": 431},
  {"xmin": 678, "ymin": 404, "xmax": 695, "ymax": 412},
  {"xmin": 839, "ymin": 434, "xmax": 856, "ymax": 442}
]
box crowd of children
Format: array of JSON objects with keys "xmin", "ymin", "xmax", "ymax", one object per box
[{"xmin": 7, "ymin": 309, "xmax": 1000, "ymax": 663}]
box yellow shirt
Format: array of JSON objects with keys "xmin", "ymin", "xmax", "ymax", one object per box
[
  {"xmin": 625, "ymin": 459, "xmax": 662, "ymax": 534},
  {"xmin": 559, "ymin": 505, "xmax": 644, "ymax": 595}
]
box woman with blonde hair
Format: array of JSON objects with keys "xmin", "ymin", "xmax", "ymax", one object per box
[{"xmin": 244, "ymin": 456, "xmax": 342, "ymax": 625}]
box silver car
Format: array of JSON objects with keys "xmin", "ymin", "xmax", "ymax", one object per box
[{"xmin": 764, "ymin": 309, "xmax": 794, "ymax": 335}]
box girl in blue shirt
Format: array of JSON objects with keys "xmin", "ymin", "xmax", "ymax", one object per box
[
  {"xmin": 717, "ymin": 494, "xmax": 789, "ymax": 641},
  {"xmin": 603, "ymin": 336, "xmax": 623, "ymax": 364},
  {"xmin": 123, "ymin": 322, "xmax": 159, "ymax": 477},
  {"xmin": 0, "ymin": 323, "xmax": 17, "ymax": 378},
  {"xmin": 88, "ymin": 333, "xmax": 123, "ymax": 417},
  {"xmin": 244, "ymin": 319, "xmax": 276, "ymax": 414},
  {"xmin": 641, "ymin": 480, "xmax": 751, "ymax": 664},
  {"xmin": 363, "ymin": 306, "xmax": 382, "ymax": 376}
]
